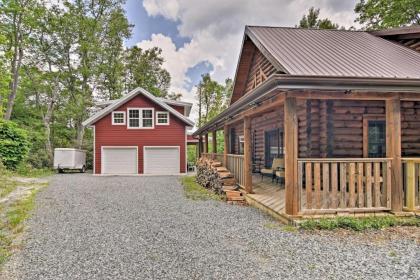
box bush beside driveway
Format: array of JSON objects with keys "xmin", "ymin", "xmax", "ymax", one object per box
[{"xmin": 1, "ymin": 174, "xmax": 419, "ymax": 280}]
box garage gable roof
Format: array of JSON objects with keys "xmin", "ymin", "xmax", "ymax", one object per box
[{"xmin": 82, "ymin": 87, "xmax": 194, "ymax": 127}]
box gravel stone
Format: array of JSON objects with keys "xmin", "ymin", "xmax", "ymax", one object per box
[{"xmin": 1, "ymin": 174, "xmax": 419, "ymax": 280}]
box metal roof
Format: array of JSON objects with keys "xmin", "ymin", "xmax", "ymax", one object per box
[
  {"xmin": 370, "ymin": 25, "xmax": 420, "ymax": 37},
  {"xmin": 246, "ymin": 26, "xmax": 420, "ymax": 79}
]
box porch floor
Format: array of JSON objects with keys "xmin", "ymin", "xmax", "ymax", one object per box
[{"xmin": 246, "ymin": 175, "xmax": 286, "ymax": 214}]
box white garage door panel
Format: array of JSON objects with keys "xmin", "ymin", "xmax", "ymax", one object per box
[
  {"xmin": 102, "ymin": 148, "xmax": 137, "ymax": 174},
  {"xmin": 144, "ymin": 147, "xmax": 180, "ymax": 174}
]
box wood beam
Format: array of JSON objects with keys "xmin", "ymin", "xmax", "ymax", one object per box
[
  {"xmin": 204, "ymin": 134, "xmax": 209, "ymax": 153},
  {"xmin": 198, "ymin": 135, "xmax": 203, "ymax": 158},
  {"xmin": 287, "ymin": 91, "xmax": 420, "ymax": 101},
  {"xmin": 284, "ymin": 97, "xmax": 299, "ymax": 215},
  {"xmin": 223, "ymin": 125, "xmax": 229, "ymax": 166},
  {"xmin": 243, "ymin": 117, "xmax": 253, "ymax": 193},
  {"xmin": 386, "ymin": 98, "xmax": 403, "ymax": 212},
  {"xmin": 212, "ymin": 131, "xmax": 217, "ymax": 154},
  {"xmin": 225, "ymin": 95, "xmax": 285, "ymax": 127}
]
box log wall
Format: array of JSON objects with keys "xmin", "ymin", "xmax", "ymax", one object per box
[
  {"xmin": 225, "ymin": 99, "xmax": 420, "ymax": 166},
  {"xmin": 299, "ymin": 99, "xmax": 387, "ymax": 158},
  {"xmin": 244, "ymin": 48, "xmax": 277, "ymax": 95},
  {"xmin": 401, "ymin": 101, "xmax": 420, "ymax": 157},
  {"xmin": 251, "ymin": 108, "xmax": 284, "ymax": 168}
]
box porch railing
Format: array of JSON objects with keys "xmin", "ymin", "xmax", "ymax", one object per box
[
  {"xmin": 298, "ymin": 158, "xmax": 392, "ymax": 214},
  {"xmin": 226, "ymin": 154, "xmax": 245, "ymax": 187},
  {"xmin": 200, "ymin": 153, "xmax": 224, "ymax": 165},
  {"xmin": 402, "ymin": 158, "xmax": 420, "ymax": 212}
]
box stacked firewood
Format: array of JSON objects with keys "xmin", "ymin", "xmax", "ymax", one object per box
[{"xmin": 196, "ymin": 157, "xmax": 245, "ymax": 202}]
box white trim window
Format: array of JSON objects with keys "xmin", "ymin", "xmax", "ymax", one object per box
[
  {"xmin": 127, "ymin": 108, "xmax": 154, "ymax": 129},
  {"xmin": 156, "ymin": 111, "xmax": 169, "ymax": 125},
  {"xmin": 112, "ymin": 111, "xmax": 126, "ymax": 125}
]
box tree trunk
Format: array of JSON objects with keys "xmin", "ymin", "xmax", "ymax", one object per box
[
  {"xmin": 76, "ymin": 123, "xmax": 85, "ymax": 149},
  {"xmin": 5, "ymin": 12, "xmax": 23, "ymax": 120}
]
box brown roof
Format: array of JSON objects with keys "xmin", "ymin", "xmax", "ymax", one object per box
[
  {"xmin": 371, "ymin": 25, "xmax": 420, "ymax": 37},
  {"xmin": 246, "ymin": 26, "xmax": 420, "ymax": 79}
]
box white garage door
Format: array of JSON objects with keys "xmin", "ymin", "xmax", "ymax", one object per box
[
  {"xmin": 144, "ymin": 147, "xmax": 180, "ymax": 175},
  {"xmin": 102, "ymin": 147, "xmax": 137, "ymax": 174}
]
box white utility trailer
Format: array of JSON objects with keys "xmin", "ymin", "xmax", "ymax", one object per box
[{"xmin": 53, "ymin": 148, "xmax": 86, "ymax": 173}]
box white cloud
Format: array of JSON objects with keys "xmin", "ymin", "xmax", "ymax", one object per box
[{"xmin": 139, "ymin": 0, "xmax": 360, "ymax": 124}]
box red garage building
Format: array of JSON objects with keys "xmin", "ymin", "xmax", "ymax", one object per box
[{"xmin": 83, "ymin": 88, "xmax": 194, "ymax": 175}]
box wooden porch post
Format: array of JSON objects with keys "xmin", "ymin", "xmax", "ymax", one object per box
[
  {"xmin": 198, "ymin": 135, "xmax": 203, "ymax": 158},
  {"xmin": 244, "ymin": 116, "xmax": 253, "ymax": 193},
  {"xmin": 204, "ymin": 134, "xmax": 209, "ymax": 153},
  {"xmin": 223, "ymin": 125, "xmax": 229, "ymax": 167},
  {"xmin": 212, "ymin": 130, "xmax": 217, "ymax": 155},
  {"xmin": 284, "ymin": 96, "xmax": 299, "ymax": 215},
  {"xmin": 386, "ymin": 98, "xmax": 403, "ymax": 212}
]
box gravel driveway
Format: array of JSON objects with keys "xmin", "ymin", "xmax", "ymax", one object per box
[{"xmin": 2, "ymin": 174, "xmax": 419, "ymax": 280}]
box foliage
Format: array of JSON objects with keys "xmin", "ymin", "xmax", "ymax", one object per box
[
  {"xmin": 355, "ymin": 0, "xmax": 420, "ymax": 30},
  {"xmin": 299, "ymin": 216, "xmax": 420, "ymax": 231},
  {"xmin": 196, "ymin": 74, "xmax": 232, "ymax": 127},
  {"xmin": 0, "ymin": 0, "xmax": 172, "ymax": 169},
  {"xmin": 181, "ymin": 176, "xmax": 222, "ymax": 201},
  {"xmin": 187, "ymin": 145, "xmax": 197, "ymax": 163},
  {"xmin": 298, "ymin": 7, "xmax": 340, "ymax": 29},
  {"xmin": 0, "ymin": 120, "xmax": 30, "ymax": 169},
  {"xmin": 123, "ymin": 46, "xmax": 171, "ymax": 97}
]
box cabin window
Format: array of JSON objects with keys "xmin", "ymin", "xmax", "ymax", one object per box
[
  {"xmin": 238, "ymin": 135, "xmax": 244, "ymax": 154},
  {"xmin": 127, "ymin": 108, "xmax": 154, "ymax": 129},
  {"xmin": 229, "ymin": 128, "xmax": 236, "ymax": 153},
  {"xmin": 112, "ymin": 111, "xmax": 125, "ymax": 125},
  {"xmin": 367, "ymin": 120, "xmax": 386, "ymax": 157},
  {"xmin": 363, "ymin": 115, "xmax": 386, "ymax": 158},
  {"xmin": 156, "ymin": 111, "xmax": 169, "ymax": 125},
  {"xmin": 264, "ymin": 129, "xmax": 284, "ymax": 168}
]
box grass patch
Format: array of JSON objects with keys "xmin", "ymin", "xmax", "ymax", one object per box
[
  {"xmin": 0, "ymin": 176, "xmax": 17, "ymax": 198},
  {"xmin": 299, "ymin": 216, "xmax": 420, "ymax": 231},
  {"xmin": 6, "ymin": 190, "xmax": 38, "ymax": 233},
  {"xmin": 181, "ymin": 176, "xmax": 222, "ymax": 201},
  {"xmin": 15, "ymin": 165, "xmax": 54, "ymax": 178},
  {"xmin": 0, "ymin": 189, "xmax": 40, "ymax": 267}
]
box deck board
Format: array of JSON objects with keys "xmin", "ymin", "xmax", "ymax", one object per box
[
  {"xmin": 246, "ymin": 175, "xmax": 306, "ymax": 216},
  {"xmin": 247, "ymin": 175, "xmax": 287, "ymax": 215}
]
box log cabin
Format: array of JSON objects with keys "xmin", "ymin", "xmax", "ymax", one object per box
[{"xmin": 193, "ymin": 25, "xmax": 420, "ymax": 221}]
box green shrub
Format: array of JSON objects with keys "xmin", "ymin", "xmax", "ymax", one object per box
[
  {"xmin": 0, "ymin": 120, "xmax": 30, "ymax": 169},
  {"xmin": 300, "ymin": 216, "xmax": 420, "ymax": 231}
]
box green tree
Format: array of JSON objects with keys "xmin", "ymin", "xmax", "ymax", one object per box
[
  {"xmin": 196, "ymin": 74, "xmax": 232, "ymax": 127},
  {"xmin": 97, "ymin": 7, "xmax": 132, "ymax": 100},
  {"xmin": 123, "ymin": 46, "xmax": 171, "ymax": 97},
  {"xmin": 298, "ymin": 7, "xmax": 340, "ymax": 29},
  {"xmin": 355, "ymin": 0, "xmax": 420, "ymax": 29},
  {"xmin": 0, "ymin": 0, "xmax": 43, "ymax": 120}
]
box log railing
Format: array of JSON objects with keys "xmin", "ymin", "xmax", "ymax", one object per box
[
  {"xmin": 201, "ymin": 153, "xmax": 210, "ymax": 159},
  {"xmin": 226, "ymin": 154, "xmax": 245, "ymax": 187},
  {"xmin": 402, "ymin": 158, "xmax": 420, "ymax": 212},
  {"xmin": 298, "ymin": 158, "xmax": 392, "ymax": 214},
  {"xmin": 201, "ymin": 153, "xmax": 224, "ymax": 165}
]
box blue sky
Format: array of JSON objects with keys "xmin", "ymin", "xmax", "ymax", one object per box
[
  {"xmin": 124, "ymin": 0, "xmax": 213, "ymax": 90},
  {"xmin": 122, "ymin": 0, "xmax": 359, "ymax": 113}
]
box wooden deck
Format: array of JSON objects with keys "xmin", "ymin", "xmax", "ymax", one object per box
[
  {"xmin": 247, "ymin": 176, "xmax": 286, "ymax": 213},
  {"xmin": 241, "ymin": 175, "xmax": 294, "ymax": 223}
]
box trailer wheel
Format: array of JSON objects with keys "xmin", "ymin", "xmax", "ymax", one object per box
[
  {"xmin": 80, "ymin": 166, "xmax": 86, "ymax": 173},
  {"xmin": 58, "ymin": 169, "xmax": 64, "ymax": 174}
]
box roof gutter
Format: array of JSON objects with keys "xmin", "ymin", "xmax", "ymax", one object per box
[{"xmin": 193, "ymin": 74, "xmax": 420, "ymax": 136}]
